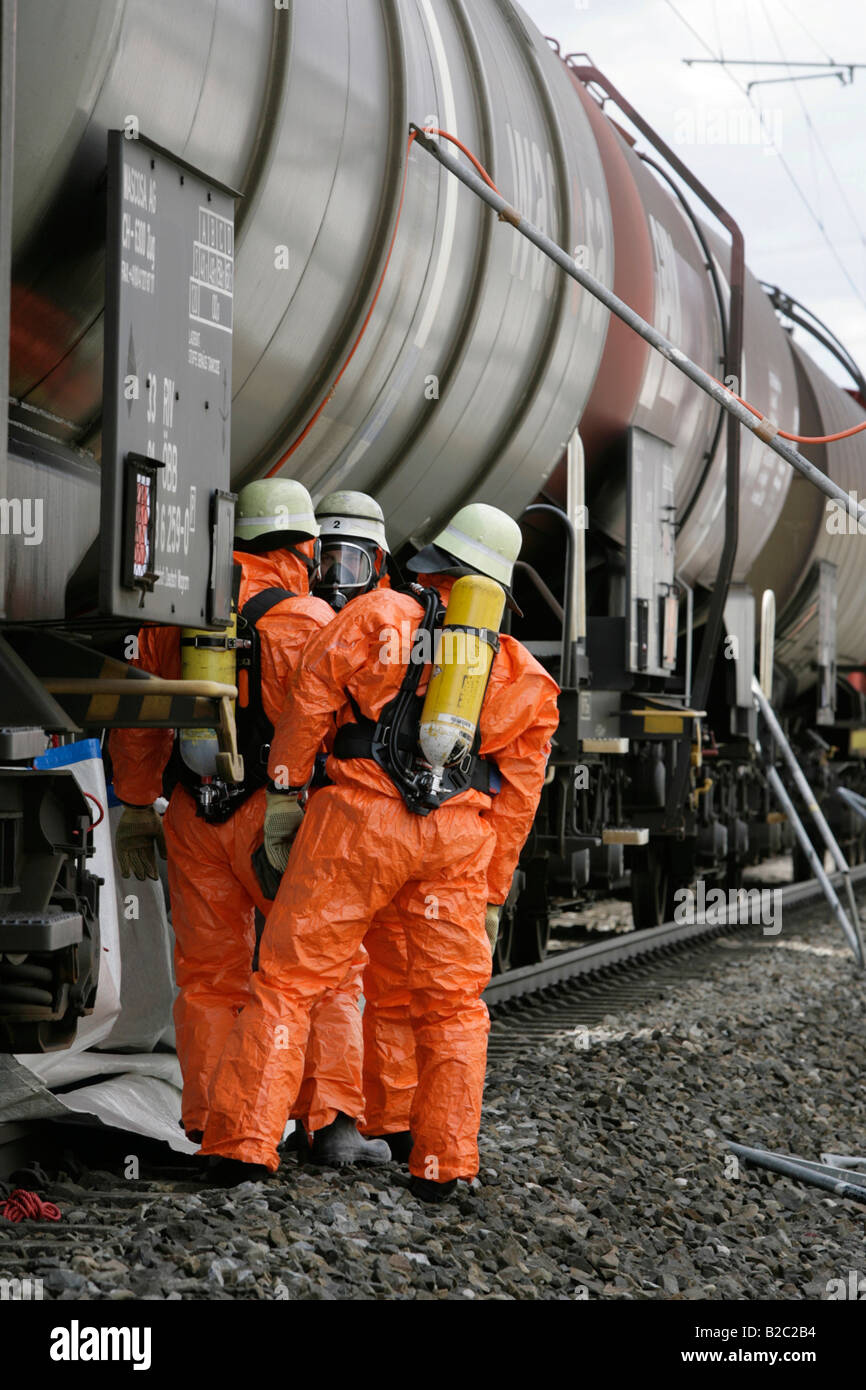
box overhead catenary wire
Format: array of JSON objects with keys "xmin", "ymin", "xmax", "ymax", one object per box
[
  {"xmin": 665, "ymin": 0, "xmax": 866, "ymax": 313},
  {"xmin": 777, "ymin": 0, "xmax": 835, "ymax": 65},
  {"xmin": 760, "ymin": 0, "xmax": 866, "ymax": 253}
]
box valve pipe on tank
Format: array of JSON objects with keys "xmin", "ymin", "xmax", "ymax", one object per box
[
  {"xmin": 759, "ymin": 590, "xmax": 776, "ymax": 700},
  {"xmin": 521, "ymin": 503, "xmax": 576, "ymax": 688},
  {"xmin": 409, "ymin": 125, "xmax": 866, "ymax": 531},
  {"xmin": 566, "ymin": 429, "xmax": 586, "ymax": 657}
]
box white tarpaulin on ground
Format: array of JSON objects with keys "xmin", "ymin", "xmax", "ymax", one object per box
[{"xmin": 1, "ymin": 745, "xmax": 195, "ymax": 1154}]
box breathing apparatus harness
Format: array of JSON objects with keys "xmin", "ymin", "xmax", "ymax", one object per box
[
  {"xmin": 172, "ymin": 569, "xmax": 298, "ymax": 823},
  {"xmin": 333, "ymin": 584, "xmax": 501, "ymax": 816}
]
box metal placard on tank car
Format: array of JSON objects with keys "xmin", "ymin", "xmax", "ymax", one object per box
[
  {"xmin": 626, "ymin": 427, "xmax": 677, "ymax": 678},
  {"xmin": 99, "ymin": 130, "xmax": 239, "ymax": 627}
]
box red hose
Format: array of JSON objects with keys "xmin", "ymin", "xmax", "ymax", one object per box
[
  {"xmin": 83, "ymin": 791, "xmax": 105, "ymax": 828},
  {"xmin": 712, "ymin": 376, "xmax": 866, "ymax": 444}
]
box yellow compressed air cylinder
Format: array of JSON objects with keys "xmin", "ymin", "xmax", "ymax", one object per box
[
  {"xmin": 418, "ymin": 575, "xmax": 505, "ymax": 778},
  {"xmin": 178, "ymin": 616, "xmax": 237, "ymax": 778}
]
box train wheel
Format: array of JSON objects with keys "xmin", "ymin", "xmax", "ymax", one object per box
[
  {"xmin": 509, "ymin": 908, "xmax": 550, "ymax": 967},
  {"xmin": 630, "ymin": 845, "xmax": 670, "ymax": 929},
  {"xmin": 724, "ymin": 857, "xmax": 743, "ymax": 893},
  {"xmin": 492, "ymin": 902, "xmax": 515, "ymax": 974},
  {"xmin": 509, "ymin": 857, "xmax": 550, "ymax": 967}
]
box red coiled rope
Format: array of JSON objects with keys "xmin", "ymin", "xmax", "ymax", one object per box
[{"xmin": 0, "ymin": 1188, "xmax": 61, "ymax": 1222}]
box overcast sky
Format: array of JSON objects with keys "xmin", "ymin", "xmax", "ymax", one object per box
[{"xmin": 518, "ymin": 0, "xmax": 866, "ymax": 388}]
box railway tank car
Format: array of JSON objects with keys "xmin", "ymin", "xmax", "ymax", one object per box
[
  {"xmin": 7, "ymin": 0, "xmax": 614, "ymax": 615},
  {"xmin": 2, "ymin": 0, "xmax": 865, "ymax": 1057}
]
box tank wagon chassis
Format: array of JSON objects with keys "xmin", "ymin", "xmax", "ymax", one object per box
[{"xmin": 2, "ymin": 10, "xmax": 866, "ymax": 1059}]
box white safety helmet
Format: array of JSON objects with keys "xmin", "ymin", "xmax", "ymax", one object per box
[
  {"xmin": 313, "ymin": 491, "xmax": 390, "ymax": 611},
  {"xmin": 406, "ymin": 502, "xmax": 523, "ymax": 608},
  {"xmin": 234, "ymin": 478, "xmax": 319, "ymax": 547},
  {"xmin": 315, "ymin": 491, "xmax": 389, "ymax": 552}
]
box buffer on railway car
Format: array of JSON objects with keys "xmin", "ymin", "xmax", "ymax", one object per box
[{"xmin": 100, "ymin": 130, "xmax": 238, "ymax": 630}]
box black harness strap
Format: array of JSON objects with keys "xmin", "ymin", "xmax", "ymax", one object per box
[
  {"xmin": 168, "ymin": 585, "xmax": 297, "ymax": 821},
  {"xmin": 239, "ymin": 587, "xmax": 297, "ymax": 625},
  {"xmin": 234, "ymin": 586, "xmax": 297, "ymax": 790},
  {"xmin": 332, "ymin": 585, "xmax": 500, "ymax": 814}
]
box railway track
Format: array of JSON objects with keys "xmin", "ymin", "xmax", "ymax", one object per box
[{"xmin": 484, "ymin": 866, "xmax": 866, "ymax": 1059}]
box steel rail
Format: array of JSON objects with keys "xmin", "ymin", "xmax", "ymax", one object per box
[{"xmin": 483, "ymin": 864, "xmax": 866, "ymax": 1006}]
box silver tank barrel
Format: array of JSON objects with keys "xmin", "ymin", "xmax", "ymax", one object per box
[
  {"xmin": 11, "ymin": 0, "xmax": 612, "ymax": 555},
  {"xmin": 748, "ymin": 340, "xmax": 866, "ymax": 695}
]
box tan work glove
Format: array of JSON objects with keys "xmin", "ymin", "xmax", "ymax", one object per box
[
  {"xmin": 263, "ymin": 791, "xmax": 304, "ymax": 873},
  {"xmin": 485, "ymin": 904, "xmax": 502, "ymax": 951},
  {"xmin": 116, "ymin": 805, "xmax": 166, "ymax": 881}
]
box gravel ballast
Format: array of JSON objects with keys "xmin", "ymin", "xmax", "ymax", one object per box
[{"xmin": 1, "ymin": 906, "xmax": 863, "ymax": 1300}]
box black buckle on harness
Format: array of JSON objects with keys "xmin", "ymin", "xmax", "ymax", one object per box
[
  {"xmin": 443, "ymin": 624, "xmax": 501, "ymax": 654},
  {"xmin": 332, "ymin": 585, "xmax": 500, "ymax": 816},
  {"xmin": 193, "ymin": 778, "xmax": 249, "ymax": 824}
]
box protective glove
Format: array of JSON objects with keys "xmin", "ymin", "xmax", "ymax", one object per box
[
  {"xmin": 485, "ymin": 903, "xmax": 502, "ymax": 952},
  {"xmin": 251, "ymin": 841, "xmax": 283, "ymax": 902},
  {"xmin": 263, "ymin": 791, "xmax": 304, "ymax": 872},
  {"xmin": 116, "ymin": 805, "xmax": 166, "ymax": 881}
]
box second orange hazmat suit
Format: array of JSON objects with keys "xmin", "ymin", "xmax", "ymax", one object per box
[
  {"xmin": 200, "ymin": 578, "xmax": 559, "ymax": 1179},
  {"xmin": 109, "ymin": 545, "xmax": 367, "ymax": 1139}
]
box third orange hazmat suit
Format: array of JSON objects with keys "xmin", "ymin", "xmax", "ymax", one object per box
[
  {"xmin": 200, "ymin": 577, "xmax": 559, "ymax": 1180},
  {"xmin": 109, "ymin": 545, "xmax": 367, "ymax": 1139}
]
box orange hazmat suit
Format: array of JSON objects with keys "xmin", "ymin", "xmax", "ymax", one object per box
[
  {"xmin": 201, "ymin": 578, "xmax": 559, "ymax": 1179},
  {"xmin": 109, "ymin": 548, "xmax": 365, "ymax": 1137}
]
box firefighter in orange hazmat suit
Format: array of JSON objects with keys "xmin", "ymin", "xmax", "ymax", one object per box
[
  {"xmin": 309, "ymin": 492, "xmax": 414, "ymax": 1159},
  {"xmin": 110, "ymin": 479, "xmax": 389, "ymax": 1164},
  {"xmin": 200, "ymin": 503, "xmax": 560, "ymax": 1199}
]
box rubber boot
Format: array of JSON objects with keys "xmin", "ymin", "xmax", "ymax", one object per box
[
  {"xmin": 409, "ymin": 1175, "xmax": 458, "ymax": 1204},
  {"xmin": 281, "ymin": 1120, "xmax": 310, "ymax": 1156},
  {"xmin": 309, "ymin": 1113, "xmax": 391, "ymax": 1167},
  {"xmin": 206, "ymin": 1157, "xmax": 273, "ymax": 1186},
  {"xmin": 368, "ymin": 1131, "xmax": 413, "ymax": 1163}
]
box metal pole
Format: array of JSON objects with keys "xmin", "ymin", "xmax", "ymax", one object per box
[
  {"xmin": 761, "ymin": 759, "xmax": 862, "ymax": 963},
  {"xmin": 409, "ymin": 126, "xmax": 866, "ymax": 530},
  {"xmin": 779, "ymin": 1153, "xmax": 866, "ymax": 1187},
  {"xmin": 759, "ymin": 591, "xmax": 775, "ymax": 699},
  {"xmin": 566, "ymin": 429, "xmax": 585, "ymax": 656},
  {"xmin": 676, "ymin": 575, "xmax": 694, "ymax": 706},
  {"xmin": 521, "ymin": 503, "xmax": 575, "ymax": 688},
  {"xmin": 728, "ymin": 1143, "xmax": 866, "ymax": 1205},
  {"xmin": 836, "ymin": 786, "xmax": 866, "ymax": 823},
  {"xmin": 753, "ymin": 676, "xmax": 865, "ymax": 965}
]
